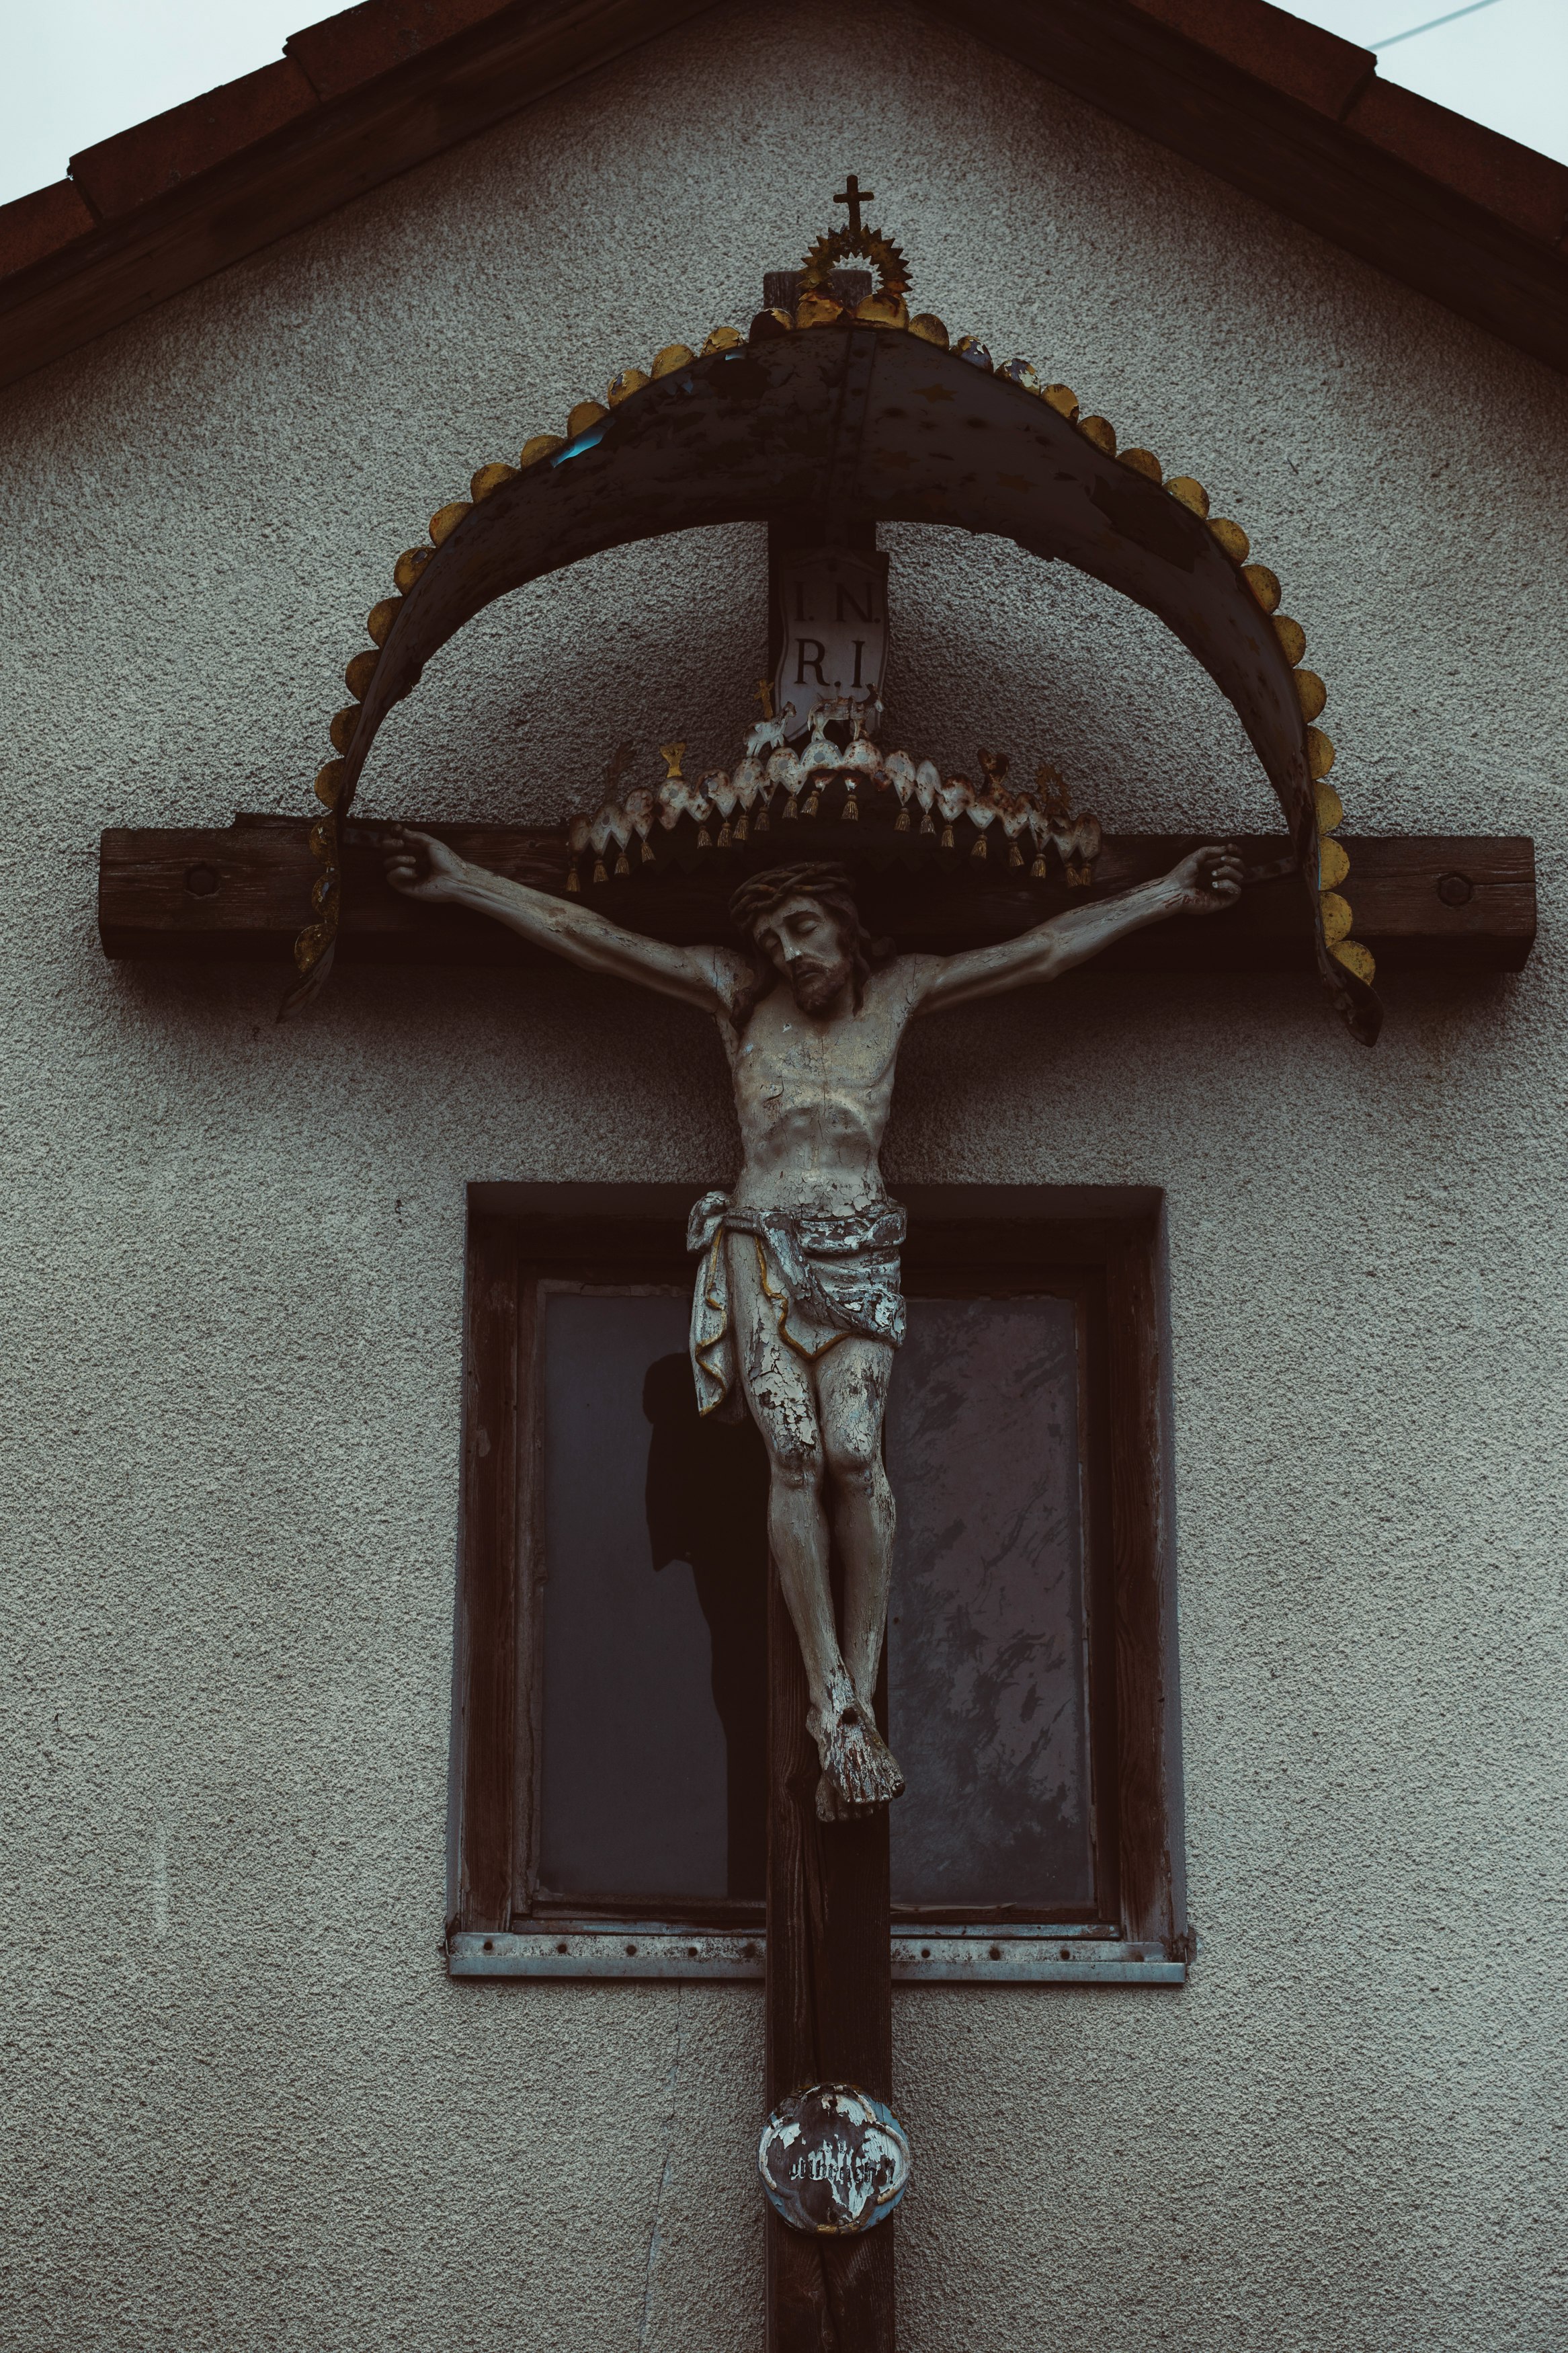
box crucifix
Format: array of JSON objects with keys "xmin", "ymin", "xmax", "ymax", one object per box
[
  {"xmin": 834, "ymin": 173, "xmax": 874, "ymax": 235},
  {"xmin": 93, "ymin": 202, "xmax": 1535, "ymax": 2353}
]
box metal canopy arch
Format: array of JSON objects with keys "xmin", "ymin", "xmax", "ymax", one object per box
[{"xmin": 292, "ymin": 323, "xmax": 1378, "ymax": 1042}]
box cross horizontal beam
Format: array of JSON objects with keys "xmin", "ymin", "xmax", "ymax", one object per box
[{"xmin": 97, "ymin": 817, "xmax": 1536, "ymax": 977}]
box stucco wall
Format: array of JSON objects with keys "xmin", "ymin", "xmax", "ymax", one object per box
[{"xmin": 2, "ymin": 4, "xmax": 1566, "ymax": 2346}]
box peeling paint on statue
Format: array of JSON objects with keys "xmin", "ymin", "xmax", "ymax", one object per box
[{"xmin": 758, "ymin": 2084, "xmax": 911, "ymax": 2236}]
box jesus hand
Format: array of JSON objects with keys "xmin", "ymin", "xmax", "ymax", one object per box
[
  {"xmin": 383, "ymin": 826, "xmax": 468, "ymax": 902},
  {"xmin": 1165, "ymin": 843, "xmax": 1244, "ymax": 916}
]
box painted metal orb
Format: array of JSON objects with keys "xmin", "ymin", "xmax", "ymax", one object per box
[{"xmin": 757, "ymin": 2082, "xmax": 911, "ymax": 2235}]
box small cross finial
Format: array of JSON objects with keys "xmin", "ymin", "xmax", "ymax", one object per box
[
  {"xmin": 754, "ymin": 678, "xmax": 775, "ymax": 719},
  {"xmin": 834, "ymin": 173, "xmax": 874, "ymax": 235}
]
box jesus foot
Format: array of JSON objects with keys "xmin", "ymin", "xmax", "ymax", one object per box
[{"xmin": 809, "ymin": 1698, "xmax": 905, "ymax": 1823}]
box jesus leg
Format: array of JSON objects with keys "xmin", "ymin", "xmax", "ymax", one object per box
[
  {"xmin": 815, "ymin": 1337, "xmax": 899, "ymax": 1715},
  {"xmin": 729, "ymin": 1240, "xmax": 902, "ymax": 1821}
]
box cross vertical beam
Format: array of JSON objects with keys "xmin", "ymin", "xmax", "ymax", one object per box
[{"xmin": 766, "ymin": 1557, "xmax": 895, "ymax": 2352}]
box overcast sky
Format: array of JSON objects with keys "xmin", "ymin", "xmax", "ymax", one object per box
[{"xmin": 1, "ymin": 0, "xmax": 1564, "ymax": 210}]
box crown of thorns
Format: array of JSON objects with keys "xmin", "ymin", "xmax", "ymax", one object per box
[{"xmin": 729, "ymin": 861, "xmax": 860, "ymax": 935}]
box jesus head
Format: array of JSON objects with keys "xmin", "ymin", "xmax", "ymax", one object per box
[{"xmin": 727, "ymin": 861, "xmax": 886, "ymax": 1028}]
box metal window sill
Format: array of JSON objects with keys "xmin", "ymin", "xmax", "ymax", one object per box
[{"xmin": 447, "ymin": 1925, "xmax": 1186, "ymax": 1985}]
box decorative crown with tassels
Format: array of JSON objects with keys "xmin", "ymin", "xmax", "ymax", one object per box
[{"xmin": 555, "ymin": 697, "xmax": 1104, "ymax": 892}]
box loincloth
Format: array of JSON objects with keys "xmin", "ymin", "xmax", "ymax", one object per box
[{"xmin": 686, "ymin": 1190, "xmax": 907, "ymax": 1420}]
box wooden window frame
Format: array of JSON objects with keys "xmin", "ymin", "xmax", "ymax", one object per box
[{"xmin": 447, "ymin": 1183, "xmax": 1189, "ymax": 1987}]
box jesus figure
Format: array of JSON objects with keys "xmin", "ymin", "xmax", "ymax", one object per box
[{"xmin": 385, "ymin": 828, "xmax": 1243, "ymax": 1821}]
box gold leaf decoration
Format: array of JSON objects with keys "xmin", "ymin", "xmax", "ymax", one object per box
[
  {"xmin": 1119, "ymin": 446, "xmax": 1162, "ymax": 482},
  {"xmin": 1077, "ymin": 415, "xmax": 1116, "ymax": 455},
  {"xmin": 428, "ymin": 501, "xmax": 470, "ymax": 546},
  {"xmin": 366, "ymin": 598, "xmax": 401, "ymax": 647},
  {"xmin": 344, "ymin": 649, "xmax": 379, "ymax": 699},
  {"xmin": 909, "ymin": 313, "xmax": 949, "ymax": 347},
  {"xmin": 1332, "ymin": 938, "xmax": 1376, "ymax": 984},
  {"xmin": 470, "ymin": 463, "xmax": 517, "ymax": 500},
  {"xmin": 393, "ymin": 547, "xmax": 432, "ymax": 594},
  {"xmin": 1307, "ymin": 726, "xmax": 1336, "ymax": 780},
  {"xmin": 520, "ymin": 433, "xmax": 565, "ymax": 467},
  {"xmin": 1243, "ymin": 562, "xmax": 1281, "ymax": 612},
  {"xmin": 1166, "ymin": 475, "xmax": 1208, "ymax": 516},
  {"xmin": 1209, "ymin": 518, "xmax": 1250, "ymax": 562},
  {"xmin": 1320, "ymin": 890, "xmax": 1353, "ymax": 946},
  {"xmin": 652, "ymin": 345, "xmax": 696, "ymax": 376},
  {"xmin": 1319, "ymin": 837, "xmax": 1350, "ymax": 889},
  {"xmin": 1294, "ymin": 669, "xmax": 1327, "ymax": 722},
  {"xmin": 854, "ymin": 292, "xmax": 909, "ymax": 329},
  {"xmin": 1274, "ymin": 614, "xmax": 1306, "ymax": 666},
  {"xmin": 567, "ymin": 399, "xmax": 608, "ymax": 436}
]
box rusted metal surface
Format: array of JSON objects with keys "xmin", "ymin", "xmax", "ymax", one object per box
[
  {"xmin": 890, "ymin": 1930, "xmax": 1184, "ymax": 1984},
  {"xmin": 758, "ymin": 2085, "xmax": 911, "ymax": 2236},
  {"xmin": 446, "ymin": 1925, "xmax": 1186, "ymax": 1982},
  {"xmin": 448, "ymin": 1926, "xmax": 764, "ymax": 1980}
]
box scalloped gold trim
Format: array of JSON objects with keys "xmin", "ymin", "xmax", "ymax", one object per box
[
  {"xmin": 1243, "ymin": 562, "xmax": 1281, "ymax": 612},
  {"xmin": 1294, "ymin": 669, "xmax": 1327, "ymax": 722},
  {"xmin": 429, "ymin": 501, "xmax": 470, "ymax": 546},
  {"xmin": 1320, "ymin": 890, "xmax": 1353, "ymax": 946}
]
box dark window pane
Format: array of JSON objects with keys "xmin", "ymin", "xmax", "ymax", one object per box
[
  {"xmin": 885, "ymin": 1295, "xmax": 1095, "ymax": 1911},
  {"xmin": 536, "ymin": 1286, "xmax": 1094, "ymax": 1917},
  {"xmin": 538, "ymin": 1289, "xmax": 768, "ymax": 1903}
]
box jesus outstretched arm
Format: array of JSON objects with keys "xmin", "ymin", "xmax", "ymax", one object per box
[
  {"xmin": 909, "ymin": 842, "xmax": 1245, "ymax": 1012},
  {"xmin": 386, "ymin": 825, "xmax": 1241, "ymax": 1821},
  {"xmin": 381, "ymin": 824, "xmax": 746, "ymax": 1009}
]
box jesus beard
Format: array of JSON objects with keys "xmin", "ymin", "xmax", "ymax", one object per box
[{"xmin": 787, "ymin": 951, "xmax": 854, "ymax": 1015}]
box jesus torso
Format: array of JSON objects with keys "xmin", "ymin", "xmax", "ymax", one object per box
[{"xmin": 716, "ymin": 955, "xmax": 929, "ymax": 1216}]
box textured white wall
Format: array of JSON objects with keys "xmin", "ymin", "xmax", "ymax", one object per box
[{"xmin": 1, "ymin": 3, "xmax": 1566, "ymax": 2346}]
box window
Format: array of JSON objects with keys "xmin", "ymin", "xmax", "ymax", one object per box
[{"xmin": 449, "ymin": 1187, "xmax": 1186, "ymax": 1984}]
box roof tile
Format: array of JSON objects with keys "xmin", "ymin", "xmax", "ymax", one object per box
[
  {"xmin": 1131, "ymin": 0, "xmax": 1373, "ymax": 119},
  {"xmin": 0, "ymin": 180, "xmax": 98, "ymax": 277},
  {"xmin": 1346, "ymin": 75, "xmax": 1568, "ymax": 244},
  {"xmin": 69, "ymin": 58, "xmax": 319, "ymax": 220},
  {"xmin": 287, "ymin": 0, "xmax": 515, "ymax": 102}
]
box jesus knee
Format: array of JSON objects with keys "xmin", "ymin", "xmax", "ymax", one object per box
[
  {"xmin": 765, "ymin": 1429, "xmax": 824, "ymax": 1494},
  {"xmin": 823, "ymin": 1429, "xmax": 883, "ymax": 1490}
]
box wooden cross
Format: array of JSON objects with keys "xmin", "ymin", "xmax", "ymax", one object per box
[{"xmin": 835, "ymin": 174, "xmax": 874, "ymax": 234}]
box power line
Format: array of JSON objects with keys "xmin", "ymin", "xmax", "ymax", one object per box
[{"xmin": 1372, "ymin": 0, "xmax": 1508, "ymax": 48}]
